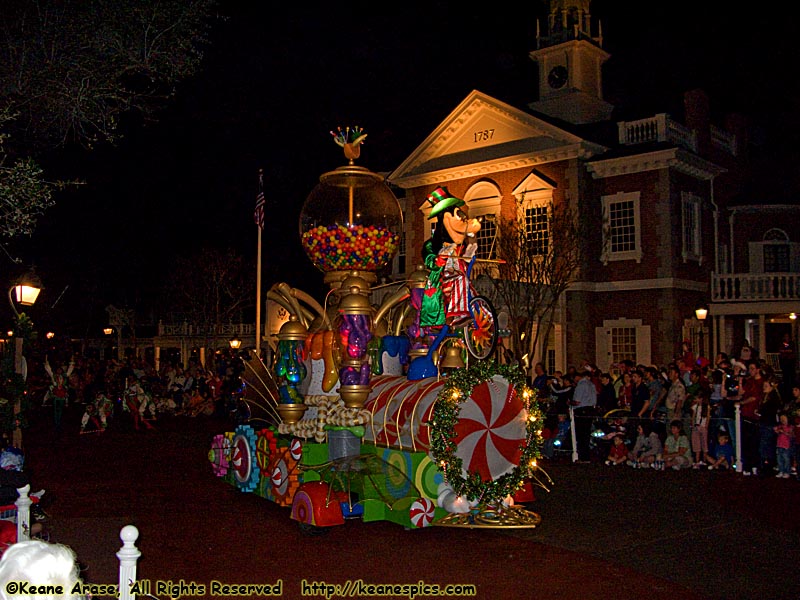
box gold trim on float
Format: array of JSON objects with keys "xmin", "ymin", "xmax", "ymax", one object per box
[
  {"xmin": 383, "ymin": 381, "xmax": 406, "ymax": 448},
  {"xmin": 433, "ymin": 504, "xmax": 542, "ymax": 529},
  {"xmin": 389, "ymin": 382, "xmax": 418, "ymax": 451}
]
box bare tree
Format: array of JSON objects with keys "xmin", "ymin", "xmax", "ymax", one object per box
[
  {"xmin": 480, "ymin": 198, "xmax": 587, "ymax": 372},
  {"xmin": 1, "ymin": 0, "xmax": 217, "ymax": 153},
  {"xmin": 0, "ymin": 0, "xmax": 218, "ymax": 240},
  {"xmin": 162, "ymin": 247, "xmax": 256, "ymax": 348}
]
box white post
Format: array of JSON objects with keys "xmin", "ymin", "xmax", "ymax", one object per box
[
  {"xmin": 734, "ymin": 403, "xmax": 743, "ymax": 473},
  {"xmin": 117, "ymin": 525, "xmax": 141, "ymax": 600},
  {"xmin": 569, "ymin": 405, "xmax": 579, "ymax": 463},
  {"xmin": 14, "ymin": 485, "xmax": 31, "ymax": 542}
]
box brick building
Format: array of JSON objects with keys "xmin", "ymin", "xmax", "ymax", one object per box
[{"xmin": 385, "ymin": 0, "xmax": 799, "ymax": 374}]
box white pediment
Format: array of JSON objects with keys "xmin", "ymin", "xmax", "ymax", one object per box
[{"xmin": 388, "ymin": 90, "xmax": 602, "ymax": 188}]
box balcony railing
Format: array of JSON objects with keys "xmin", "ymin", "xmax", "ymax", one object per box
[
  {"xmin": 617, "ymin": 113, "xmax": 697, "ymax": 152},
  {"xmin": 712, "ymin": 273, "xmax": 800, "ymax": 302},
  {"xmin": 710, "ymin": 125, "xmax": 737, "ymax": 155},
  {"xmin": 157, "ymin": 322, "xmax": 255, "ymax": 337}
]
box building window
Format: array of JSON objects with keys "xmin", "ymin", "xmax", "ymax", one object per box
[
  {"xmin": 681, "ymin": 192, "xmax": 702, "ymax": 262},
  {"xmin": 763, "ymin": 228, "xmax": 790, "ymax": 272},
  {"xmin": 610, "ymin": 326, "xmax": 637, "ymax": 365},
  {"xmin": 764, "ymin": 244, "xmax": 790, "ymax": 272},
  {"xmin": 525, "ymin": 204, "xmax": 549, "ymax": 256},
  {"xmin": 475, "ymin": 214, "xmax": 497, "ymax": 260},
  {"xmin": 601, "ymin": 191, "xmax": 642, "ymax": 264},
  {"xmin": 464, "ymin": 181, "xmax": 502, "ymax": 263}
]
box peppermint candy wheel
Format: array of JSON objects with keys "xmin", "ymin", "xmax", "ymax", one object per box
[
  {"xmin": 452, "ymin": 375, "xmax": 526, "ymax": 482},
  {"xmin": 409, "ymin": 497, "xmax": 435, "ymax": 528},
  {"xmin": 272, "ymin": 459, "xmax": 288, "ymax": 494},
  {"xmin": 231, "ymin": 425, "xmax": 260, "ymax": 493}
]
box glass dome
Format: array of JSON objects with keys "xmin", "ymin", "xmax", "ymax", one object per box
[{"xmin": 300, "ymin": 164, "xmax": 403, "ymax": 274}]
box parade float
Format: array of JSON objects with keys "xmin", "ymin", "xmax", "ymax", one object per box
[{"xmin": 208, "ymin": 128, "xmax": 550, "ymax": 531}]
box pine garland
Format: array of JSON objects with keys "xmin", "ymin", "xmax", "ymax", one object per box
[{"xmin": 428, "ymin": 361, "xmax": 543, "ymax": 504}]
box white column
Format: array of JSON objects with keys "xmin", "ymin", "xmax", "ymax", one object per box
[
  {"xmin": 14, "ymin": 485, "xmax": 31, "ymax": 542},
  {"xmin": 734, "ymin": 403, "xmax": 743, "ymax": 474},
  {"xmin": 117, "ymin": 525, "xmax": 141, "ymax": 600},
  {"xmin": 569, "ymin": 405, "xmax": 578, "ymax": 463}
]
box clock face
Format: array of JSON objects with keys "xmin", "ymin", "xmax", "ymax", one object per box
[{"xmin": 548, "ymin": 65, "xmax": 568, "ymax": 89}]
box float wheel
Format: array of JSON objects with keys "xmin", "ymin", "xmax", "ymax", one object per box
[
  {"xmin": 463, "ymin": 296, "xmax": 497, "ymax": 360},
  {"xmin": 231, "ymin": 425, "xmax": 260, "ymax": 492}
]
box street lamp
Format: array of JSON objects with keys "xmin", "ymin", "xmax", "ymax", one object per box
[
  {"xmin": 695, "ymin": 305, "xmax": 708, "ymax": 358},
  {"xmin": 8, "ymin": 270, "xmax": 43, "ymax": 318},
  {"xmin": 229, "ymin": 337, "xmax": 242, "ymax": 350},
  {"xmin": 7, "ymin": 270, "xmax": 43, "ymax": 449},
  {"xmin": 103, "ymin": 327, "xmax": 114, "ymax": 360}
]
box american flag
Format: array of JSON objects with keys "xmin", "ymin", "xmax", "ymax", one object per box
[{"xmin": 254, "ymin": 169, "xmax": 265, "ymax": 229}]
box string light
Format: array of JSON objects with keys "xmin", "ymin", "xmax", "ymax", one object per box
[{"xmin": 428, "ymin": 362, "xmax": 543, "ymax": 504}]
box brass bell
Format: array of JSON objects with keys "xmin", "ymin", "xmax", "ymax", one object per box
[
  {"xmin": 277, "ymin": 315, "xmax": 308, "ymax": 341},
  {"xmin": 439, "ymin": 343, "xmax": 466, "ymax": 370}
]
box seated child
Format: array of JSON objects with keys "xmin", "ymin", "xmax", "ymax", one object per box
[
  {"xmin": 707, "ymin": 432, "xmax": 734, "ymax": 470},
  {"xmin": 604, "ymin": 434, "xmax": 628, "ymax": 465},
  {"xmin": 663, "ymin": 419, "xmax": 693, "ymax": 471},
  {"xmin": 627, "ymin": 421, "xmax": 663, "ymax": 468},
  {"xmin": 542, "ymin": 414, "xmax": 570, "ymax": 459}
]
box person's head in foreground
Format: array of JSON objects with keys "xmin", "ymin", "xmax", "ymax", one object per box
[{"xmin": 0, "ymin": 540, "xmax": 84, "ymax": 600}]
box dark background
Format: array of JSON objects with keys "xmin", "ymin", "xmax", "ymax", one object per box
[{"xmin": 10, "ymin": 1, "xmax": 800, "ymax": 336}]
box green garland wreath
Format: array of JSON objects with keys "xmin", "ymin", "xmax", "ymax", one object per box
[{"xmin": 428, "ymin": 361, "xmax": 543, "ymax": 505}]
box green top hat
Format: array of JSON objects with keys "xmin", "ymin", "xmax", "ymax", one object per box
[{"xmin": 426, "ymin": 186, "xmax": 465, "ymax": 219}]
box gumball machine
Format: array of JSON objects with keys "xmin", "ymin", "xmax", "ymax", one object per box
[
  {"xmin": 299, "ymin": 128, "xmax": 403, "ymax": 408},
  {"xmin": 299, "ymin": 127, "xmax": 403, "ymax": 289}
]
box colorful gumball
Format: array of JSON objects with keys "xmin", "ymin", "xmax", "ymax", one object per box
[{"xmin": 300, "ymin": 223, "xmax": 400, "ymax": 273}]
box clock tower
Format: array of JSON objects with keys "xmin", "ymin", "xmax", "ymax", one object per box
[{"xmin": 528, "ymin": 0, "xmax": 613, "ymax": 125}]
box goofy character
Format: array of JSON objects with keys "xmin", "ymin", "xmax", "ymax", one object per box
[{"xmin": 419, "ymin": 187, "xmax": 481, "ymax": 329}]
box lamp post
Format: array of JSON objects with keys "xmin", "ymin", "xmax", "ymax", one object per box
[
  {"xmin": 695, "ymin": 305, "xmax": 708, "ymax": 359},
  {"xmin": 8, "ymin": 270, "xmax": 43, "ymax": 449},
  {"xmin": 229, "ymin": 337, "xmax": 242, "ymax": 350},
  {"xmin": 103, "ymin": 327, "xmax": 114, "ymax": 360}
]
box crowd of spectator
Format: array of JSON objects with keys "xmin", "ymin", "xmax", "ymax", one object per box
[
  {"xmin": 538, "ymin": 337, "xmax": 800, "ymax": 480},
  {"xmin": 35, "ymin": 351, "xmax": 246, "ymax": 433}
]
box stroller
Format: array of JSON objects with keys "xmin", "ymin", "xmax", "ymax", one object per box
[{"xmin": 589, "ymin": 408, "xmax": 631, "ymax": 460}]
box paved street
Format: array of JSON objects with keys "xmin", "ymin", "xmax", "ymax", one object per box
[{"xmin": 21, "ymin": 403, "xmax": 799, "ymax": 600}]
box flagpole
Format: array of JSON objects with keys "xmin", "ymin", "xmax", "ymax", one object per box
[
  {"xmin": 256, "ymin": 224, "xmax": 262, "ymax": 358},
  {"xmin": 255, "ymin": 169, "xmax": 264, "ymax": 358}
]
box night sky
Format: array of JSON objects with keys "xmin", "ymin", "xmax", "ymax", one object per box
[{"xmin": 12, "ymin": 1, "xmax": 800, "ymax": 336}]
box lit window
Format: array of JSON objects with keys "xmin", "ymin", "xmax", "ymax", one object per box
[
  {"xmin": 610, "ymin": 326, "xmax": 637, "ymax": 365},
  {"xmin": 525, "ymin": 205, "xmax": 549, "ymax": 256},
  {"xmin": 601, "ymin": 191, "xmax": 642, "ymax": 263},
  {"xmin": 475, "ymin": 214, "xmax": 497, "ymax": 260}
]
